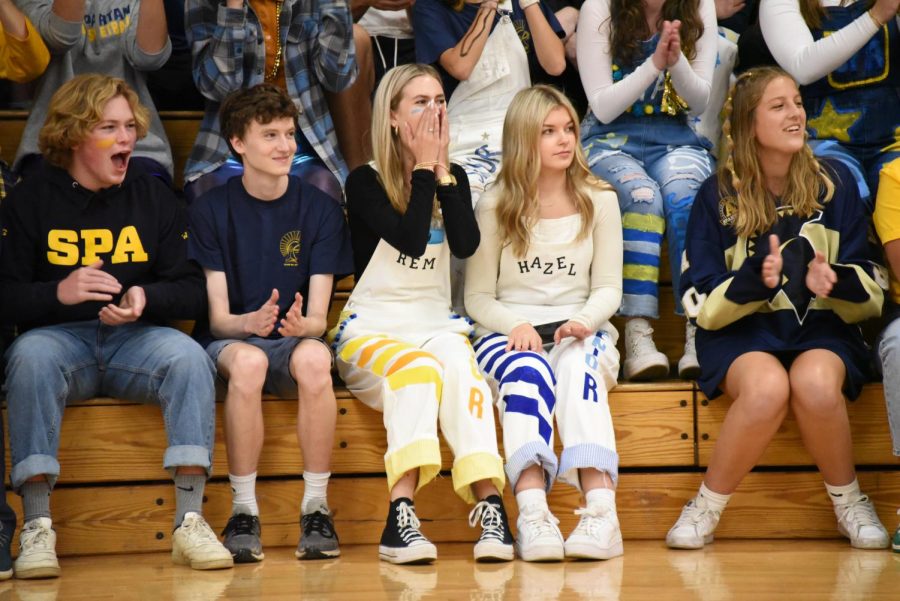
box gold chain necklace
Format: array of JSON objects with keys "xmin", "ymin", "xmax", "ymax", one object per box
[{"xmin": 266, "ymin": 0, "xmax": 284, "ymax": 81}]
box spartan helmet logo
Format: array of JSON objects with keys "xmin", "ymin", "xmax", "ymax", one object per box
[{"xmin": 280, "ymin": 230, "xmax": 301, "ymax": 267}]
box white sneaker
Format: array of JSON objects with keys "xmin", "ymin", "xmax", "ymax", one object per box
[
  {"xmin": 678, "ymin": 321, "xmax": 701, "ymax": 380},
  {"xmin": 834, "ymin": 495, "xmax": 890, "ymax": 549},
  {"xmin": 564, "ymin": 504, "xmax": 624, "ymax": 560},
  {"xmin": 623, "ymin": 318, "xmax": 669, "ymax": 381},
  {"xmin": 172, "ymin": 512, "xmax": 235, "ymax": 570},
  {"xmin": 515, "ymin": 505, "xmax": 564, "ymax": 562},
  {"xmin": 14, "ymin": 518, "xmax": 60, "ymax": 579},
  {"xmin": 666, "ymin": 496, "xmax": 722, "ymax": 549}
]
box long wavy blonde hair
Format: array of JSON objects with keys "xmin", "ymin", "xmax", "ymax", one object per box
[
  {"xmin": 494, "ymin": 85, "xmax": 612, "ymax": 257},
  {"xmin": 718, "ymin": 66, "xmax": 833, "ymax": 239},
  {"xmin": 371, "ymin": 63, "xmax": 443, "ymax": 218}
]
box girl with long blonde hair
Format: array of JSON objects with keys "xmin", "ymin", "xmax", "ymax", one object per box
[
  {"xmin": 670, "ymin": 66, "xmax": 889, "ymax": 550},
  {"xmin": 331, "ymin": 64, "xmax": 513, "ymax": 565},
  {"xmin": 466, "ymin": 85, "xmax": 625, "ymax": 561}
]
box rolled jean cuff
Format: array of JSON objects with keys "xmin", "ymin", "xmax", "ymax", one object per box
[
  {"xmin": 163, "ymin": 445, "xmax": 213, "ymax": 478},
  {"xmin": 11, "ymin": 454, "xmax": 60, "ymax": 492},
  {"xmin": 619, "ymin": 294, "xmax": 659, "ymax": 320},
  {"xmin": 558, "ymin": 443, "xmax": 619, "ymax": 491},
  {"xmin": 506, "ymin": 441, "xmax": 559, "ymax": 494}
]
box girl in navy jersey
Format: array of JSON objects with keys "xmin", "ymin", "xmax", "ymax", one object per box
[{"xmin": 671, "ymin": 66, "xmax": 889, "ymax": 550}]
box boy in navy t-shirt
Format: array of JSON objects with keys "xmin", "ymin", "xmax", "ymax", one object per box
[{"xmin": 188, "ymin": 84, "xmax": 353, "ymax": 563}]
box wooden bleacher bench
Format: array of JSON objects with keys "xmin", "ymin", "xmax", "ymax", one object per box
[{"xmin": 1, "ymin": 111, "xmax": 898, "ymax": 557}]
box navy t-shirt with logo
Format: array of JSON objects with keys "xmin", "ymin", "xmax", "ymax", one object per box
[{"xmin": 188, "ymin": 175, "xmax": 353, "ymax": 343}]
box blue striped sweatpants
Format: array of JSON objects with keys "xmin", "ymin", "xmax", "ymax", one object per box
[{"xmin": 473, "ymin": 330, "xmax": 620, "ymax": 492}]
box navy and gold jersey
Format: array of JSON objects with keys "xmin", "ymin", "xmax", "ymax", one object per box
[{"xmin": 680, "ymin": 160, "xmax": 887, "ymax": 398}]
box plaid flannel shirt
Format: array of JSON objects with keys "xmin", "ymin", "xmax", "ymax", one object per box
[{"xmin": 185, "ymin": 0, "xmax": 357, "ymax": 187}]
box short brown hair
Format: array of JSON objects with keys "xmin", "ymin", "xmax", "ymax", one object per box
[
  {"xmin": 38, "ymin": 74, "xmax": 149, "ymax": 168},
  {"xmin": 219, "ymin": 84, "xmax": 299, "ymax": 160}
]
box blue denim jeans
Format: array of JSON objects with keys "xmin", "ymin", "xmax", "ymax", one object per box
[
  {"xmin": 583, "ymin": 114, "xmax": 714, "ymax": 318},
  {"xmin": 2, "ymin": 320, "xmax": 216, "ymax": 491},
  {"xmin": 808, "ymin": 138, "xmax": 900, "ymax": 214},
  {"xmin": 876, "ymin": 317, "xmax": 900, "ymax": 457}
]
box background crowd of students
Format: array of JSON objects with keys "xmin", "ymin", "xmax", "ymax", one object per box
[{"xmin": 1, "ymin": 0, "xmax": 900, "ymax": 576}]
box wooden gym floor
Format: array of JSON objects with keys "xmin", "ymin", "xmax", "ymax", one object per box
[{"xmin": 0, "ymin": 540, "xmax": 897, "ymax": 600}]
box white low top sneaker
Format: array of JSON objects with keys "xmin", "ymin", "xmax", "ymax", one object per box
[
  {"xmin": 515, "ymin": 505, "xmax": 564, "ymax": 562},
  {"xmin": 564, "ymin": 504, "xmax": 624, "ymax": 560},
  {"xmin": 172, "ymin": 512, "xmax": 235, "ymax": 570},
  {"xmin": 14, "ymin": 517, "xmax": 60, "ymax": 579},
  {"xmin": 666, "ymin": 496, "xmax": 722, "ymax": 550},
  {"xmin": 623, "ymin": 318, "xmax": 670, "ymax": 381},
  {"xmin": 834, "ymin": 495, "xmax": 890, "ymax": 549}
]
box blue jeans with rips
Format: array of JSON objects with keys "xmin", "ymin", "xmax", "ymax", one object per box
[
  {"xmin": 582, "ymin": 113, "xmax": 714, "ymax": 318},
  {"xmin": 2, "ymin": 320, "xmax": 216, "ymax": 491}
]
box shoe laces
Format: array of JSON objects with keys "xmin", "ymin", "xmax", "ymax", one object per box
[
  {"xmin": 395, "ymin": 502, "xmax": 428, "ymax": 545},
  {"xmin": 573, "ymin": 504, "xmax": 614, "ymax": 537},
  {"xmin": 181, "ymin": 514, "xmax": 219, "ymax": 543},
  {"xmin": 836, "ymin": 496, "xmax": 881, "ymax": 531},
  {"xmin": 21, "ymin": 522, "xmax": 52, "ymax": 550},
  {"xmin": 676, "ymin": 499, "xmax": 719, "ymax": 529},
  {"xmin": 302, "ymin": 510, "xmax": 336, "ymax": 538},
  {"xmin": 468, "ymin": 500, "xmax": 505, "ymax": 542},
  {"xmin": 520, "ymin": 506, "xmax": 560, "ymax": 539},
  {"xmin": 627, "ymin": 321, "xmax": 659, "ymax": 356},
  {"xmin": 223, "ymin": 513, "xmax": 258, "ymax": 537}
]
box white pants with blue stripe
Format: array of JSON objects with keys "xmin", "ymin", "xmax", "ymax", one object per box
[{"xmin": 473, "ymin": 330, "xmax": 620, "ymax": 492}]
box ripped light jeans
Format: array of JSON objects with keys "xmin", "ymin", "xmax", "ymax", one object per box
[{"xmin": 582, "ymin": 113, "xmax": 714, "ymax": 318}]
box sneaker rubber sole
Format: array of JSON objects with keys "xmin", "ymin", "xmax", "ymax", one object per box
[
  {"xmin": 624, "ymin": 356, "xmax": 670, "ymax": 381},
  {"xmin": 0, "ymin": 568, "xmax": 11, "ymax": 581},
  {"xmin": 295, "ymin": 546, "xmax": 341, "ymax": 560},
  {"xmin": 232, "ymin": 548, "xmax": 265, "ymax": 563},
  {"xmin": 378, "ymin": 543, "xmax": 437, "ymax": 565},
  {"xmin": 665, "ymin": 532, "xmax": 713, "ymax": 550},
  {"xmin": 564, "ymin": 539, "xmax": 624, "ymax": 560},
  {"xmin": 515, "ymin": 541, "xmax": 564, "ymax": 562},
  {"xmin": 13, "ymin": 563, "xmax": 60, "ymax": 579},
  {"xmin": 677, "ymin": 361, "xmax": 701, "ymax": 380},
  {"xmin": 171, "ymin": 551, "xmax": 234, "ymax": 570},
  {"xmin": 473, "ymin": 540, "xmax": 514, "ymax": 562}
]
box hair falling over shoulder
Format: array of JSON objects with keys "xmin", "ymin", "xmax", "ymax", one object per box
[
  {"xmin": 494, "ymin": 85, "xmax": 613, "ymax": 257},
  {"xmin": 609, "ymin": 0, "xmax": 704, "ymax": 67},
  {"xmin": 717, "ymin": 66, "xmax": 834, "ymax": 239}
]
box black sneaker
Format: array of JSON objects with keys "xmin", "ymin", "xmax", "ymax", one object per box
[
  {"xmin": 378, "ymin": 498, "xmax": 437, "ymax": 565},
  {"xmin": 0, "ymin": 520, "xmax": 12, "ymax": 580},
  {"xmin": 469, "ymin": 495, "xmax": 514, "ymax": 562},
  {"xmin": 296, "ymin": 505, "xmax": 340, "ymax": 559},
  {"xmin": 221, "ymin": 512, "xmax": 264, "ymax": 563}
]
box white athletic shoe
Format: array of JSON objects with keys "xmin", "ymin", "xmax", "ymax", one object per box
[
  {"xmin": 172, "ymin": 512, "xmax": 235, "ymax": 570},
  {"xmin": 623, "ymin": 319, "xmax": 670, "ymax": 381},
  {"xmin": 564, "ymin": 504, "xmax": 624, "ymax": 560},
  {"xmin": 666, "ymin": 496, "xmax": 722, "ymax": 550},
  {"xmin": 14, "ymin": 518, "xmax": 60, "ymax": 579},
  {"xmin": 678, "ymin": 321, "xmax": 701, "ymax": 380},
  {"xmin": 834, "ymin": 495, "xmax": 890, "ymax": 549},
  {"xmin": 515, "ymin": 505, "xmax": 564, "ymax": 562}
]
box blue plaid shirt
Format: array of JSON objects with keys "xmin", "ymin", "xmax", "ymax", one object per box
[{"xmin": 185, "ymin": 0, "xmax": 357, "ymax": 187}]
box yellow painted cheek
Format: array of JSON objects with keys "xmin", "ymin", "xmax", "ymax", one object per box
[{"xmin": 94, "ymin": 137, "xmax": 116, "ymax": 150}]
